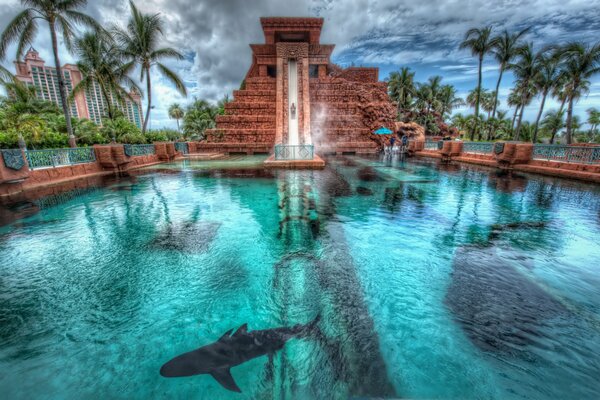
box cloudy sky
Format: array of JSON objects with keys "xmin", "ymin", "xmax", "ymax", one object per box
[{"xmin": 1, "ymin": 0, "xmax": 599, "ymax": 129}]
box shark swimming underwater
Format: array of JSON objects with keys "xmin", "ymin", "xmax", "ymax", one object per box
[{"xmin": 159, "ymin": 315, "xmax": 321, "ymax": 393}]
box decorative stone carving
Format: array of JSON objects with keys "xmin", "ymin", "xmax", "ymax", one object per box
[
  {"xmin": 1, "ymin": 149, "xmax": 26, "ymax": 170},
  {"xmin": 276, "ymin": 43, "xmax": 309, "ymax": 58}
]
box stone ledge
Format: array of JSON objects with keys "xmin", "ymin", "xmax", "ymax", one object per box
[
  {"xmin": 514, "ymin": 164, "xmax": 600, "ymax": 183},
  {"xmin": 263, "ymin": 154, "xmax": 325, "ymax": 169}
]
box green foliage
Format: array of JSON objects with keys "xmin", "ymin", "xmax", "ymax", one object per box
[
  {"xmin": 100, "ymin": 117, "xmax": 142, "ymax": 143},
  {"xmin": 182, "ymin": 98, "xmax": 221, "ymax": 140},
  {"xmin": 146, "ymin": 129, "xmax": 181, "ymax": 142}
]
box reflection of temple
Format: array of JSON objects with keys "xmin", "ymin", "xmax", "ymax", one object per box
[{"xmin": 202, "ymin": 17, "xmax": 396, "ymax": 156}]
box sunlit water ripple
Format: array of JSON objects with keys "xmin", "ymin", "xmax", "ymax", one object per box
[{"xmin": 1, "ymin": 155, "xmax": 599, "ymax": 399}]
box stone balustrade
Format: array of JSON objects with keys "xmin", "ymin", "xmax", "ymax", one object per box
[
  {"xmin": 413, "ymin": 140, "xmax": 600, "ymax": 183},
  {"xmin": 1, "ymin": 142, "xmax": 188, "ymax": 197}
]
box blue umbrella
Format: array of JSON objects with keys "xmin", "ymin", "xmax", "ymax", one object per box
[{"xmin": 374, "ymin": 127, "xmax": 393, "ymax": 135}]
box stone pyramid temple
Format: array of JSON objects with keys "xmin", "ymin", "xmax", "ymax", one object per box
[{"xmin": 201, "ymin": 17, "xmax": 397, "ymax": 157}]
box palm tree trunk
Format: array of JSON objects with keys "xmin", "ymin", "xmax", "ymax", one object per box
[
  {"xmin": 511, "ymin": 105, "xmax": 520, "ymax": 130},
  {"xmin": 491, "ymin": 66, "xmax": 504, "ymax": 120},
  {"xmin": 550, "ymin": 97, "xmax": 567, "ymax": 144},
  {"xmin": 472, "ymin": 56, "xmax": 483, "ymax": 141},
  {"xmin": 176, "ymin": 118, "xmax": 180, "ymax": 132},
  {"xmin": 566, "ymin": 95, "xmax": 575, "ymax": 144},
  {"xmin": 99, "ymin": 84, "xmax": 114, "ymax": 121},
  {"xmin": 532, "ymin": 90, "xmax": 548, "ymax": 143},
  {"xmin": 142, "ymin": 66, "xmax": 152, "ymax": 134},
  {"xmin": 514, "ymin": 94, "xmax": 526, "ymax": 141},
  {"xmin": 49, "ymin": 20, "xmax": 75, "ymax": 146}
]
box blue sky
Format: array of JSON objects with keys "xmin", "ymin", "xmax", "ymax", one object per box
[{"xmin": 1, "ymin": 0, "xmax": 599, "ymax": 130}]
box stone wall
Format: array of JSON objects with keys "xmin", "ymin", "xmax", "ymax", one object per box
[
  {"xmin": 414, "ymin": 141, "xmax": 600, "ymax": 183},
  {"xmin": 0, "ymin": 142, "xmax": 185, "ymax": 198}
]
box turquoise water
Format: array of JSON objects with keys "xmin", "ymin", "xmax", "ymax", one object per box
[{"xmin": 1, "ymin": 155, "xmax": 600, "ymax": 399}]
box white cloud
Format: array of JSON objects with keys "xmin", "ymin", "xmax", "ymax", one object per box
[{"xmin": 1, "ymin": 0, "xmax": 599, "ymax": 128}]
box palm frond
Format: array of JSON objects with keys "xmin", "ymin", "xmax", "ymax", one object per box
[
  {"xmin": 15, "ymin": 17, "xmax": 38, "ymax": 61},
  {"xmin": 0, "ymin": 9, "xmax": 36, "ymax": 59},
  {"xmin": 151, "ymin": 47, "xmax": 184, "ymax": 61},
  {"xmin": 156, "ymin": 62, "xmax": 187, "ymax": 96},
  {"xmin": 55, "ymin": 16, "xmax": 75, "ymax": 52},
  {"xmin": 64, "ymin": 10, "xmax": 102, "ymax": 31}
]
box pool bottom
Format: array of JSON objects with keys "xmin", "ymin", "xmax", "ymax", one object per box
[{"xmin": 0, "ymin": 155, "xmax": 599, "ymax": 399}]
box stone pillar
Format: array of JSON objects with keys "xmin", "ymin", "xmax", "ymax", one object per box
[
  {"xmin": 275, "ymin": 56, "xmax": 284, "ymax": 145},
  {"xmin": 494, "ymin": 142, "xmax": 533, "ymax": 166},
  {"xmin": 301, "ymin": 57, "xmax": 311, "ymax": 145},
  {"xmin": 450, "ymin": 141, "xmax": 463, "ymax": 156},
  {"xmin": 93, "ymin": 144, "xmax": 130, "ymax": 171},
  {"xmin": 513, "ymin": 143, "xmax": 533, "ymax": 165},
  {"xmin": 155, "ymin": 142, "xmax": 169, "ymax": 161}
]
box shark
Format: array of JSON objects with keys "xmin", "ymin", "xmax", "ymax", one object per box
[{"xmin": 159, "ymin": 315, "xmax": 320, "ymax": 393}]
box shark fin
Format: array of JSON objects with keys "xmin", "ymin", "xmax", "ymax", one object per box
[
  {"xmin": 218, "ymin": 329, "xmax": 233, "ymax": 342},
  {"xmin": 232, "ymin": 323, "xmax": 248, "ymax": 337},
  {"xmin": 210, "ymin": 368, "xmax": 241, "ymax": 393}
]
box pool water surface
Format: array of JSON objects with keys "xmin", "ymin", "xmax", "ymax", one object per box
[{"xmin": 1, "ymin": 155, "xmax": 600, "ymax": 399}]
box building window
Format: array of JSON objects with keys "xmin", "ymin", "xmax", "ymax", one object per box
[
  {"xmin": 267, "ymin": 65, "xmax": 277, "ymax": 78},
  {"xmin": 309, "ymin": 65, "xmax": 319, "ymax": 78}
]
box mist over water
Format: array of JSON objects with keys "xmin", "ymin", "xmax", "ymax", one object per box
[{"xmin": 1, "ymin": 155, "xmax": 600, "ymax": 399}]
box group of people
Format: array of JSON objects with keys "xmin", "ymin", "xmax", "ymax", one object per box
[{"xmin": 384, "ymin": 133, "xmax": 409, "ymax": 154}]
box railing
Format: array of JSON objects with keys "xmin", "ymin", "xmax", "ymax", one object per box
[
  {"xmin": 463, "ymin": 142, "xmax": 494, "ymax": 154},
  {"xmin": 533, "ymin": 144, "xmax": 600, "ymax": 164},
  {"xmin": 175, "ymin": 142, "xmax": 189, "ymax": 155},
  {"xmin": 25, "ymin": 147, "xmax": 96, "ymax": 170},
  {"xmin": 274, "ymin": 144, "xmax": 314, "ymax": 160},
  {"xmin": 124, "ymin": 144, "xmax": 155, "ymax": 157},
  {"xmin": 424, "ymin": 141, "xmax": 438, "ymax": 150}
]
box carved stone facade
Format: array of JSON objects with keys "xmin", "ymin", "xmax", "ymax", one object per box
[{"xmin": 203, "ymin": 17, "xmax": 397, "ymax": 155}]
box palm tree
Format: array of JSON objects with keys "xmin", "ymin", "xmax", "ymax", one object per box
[
  {"xmin": 558, "ymin": 42, "xmax": 600, "ymax": 144},
  {"xmin": 438, "ymin": 84, "xmax": 464, "ymax": 119},
  {"xmin": 509, "ymin": 43, "xmax": 539, "ymax": 140},
  {"xmin": 388, "ymin": 67, "xmax": 415, "ymax": 119},
  {"xmin": 418, "ymin": 75, "xmax": 443, "ymax": 113},
  {"xmin": 507, "ymin": 88, "xmax": 522, "ymax": 131},
  {"xmin": 183, "ymin": 99, "xmax": 219, "ymax": 140},
  {"xmin": 71, "ymin": 32, "xmax": 140, "ymax": 122},
  {"xmin": 489, "ymin": 28, "xmax": 529, "ymax": 120},
  {"xmin": 541, "ymin": 109, "xmax": 565, "ymax": 144},
  {"xmin": 587, "ymin": 107, "xmax": 600, "ymax": 141},
  {"xmin": 168, "ymin": 103, "xmax": 184, "ymax": 132},
  {"xmin": 0, "ymin": 0, "xmax": 101, "ymax": 145},
  {"xmin": 113, "ymin": 1, "xmax": 187, "ymax": 134},
  {"xmin": 460, "ymin": 26, "xmax": 494, "ymax": 140},
  {"xmin": 451, "ymin": 113, "xmax": 469, "ymax": 135},
  {"xmin": 532, "ymin": 53, "xmax": 561, "ymax": 143}
]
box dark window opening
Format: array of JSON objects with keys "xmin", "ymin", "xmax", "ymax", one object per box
[
  {"xmin": 309, "ymin": 65, "xmax": 319, "ymax": 78},
  {"xmin": 275, "ymin": 32, "xmax": 309, "ymax": 43},
  {"xmin": 267, "ymin": 65, "xmax": 277, "ymax": 78}
]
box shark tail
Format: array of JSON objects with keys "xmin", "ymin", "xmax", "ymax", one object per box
[{"xmin": 298, "ymin": 313, "xmax": 321, "ymax": 338}]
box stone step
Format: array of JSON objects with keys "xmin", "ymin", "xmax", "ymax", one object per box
[
  {"xmin": 245, "ymin": 82, "xmax": 277, "ymax": 91},
  {"xmin": 232, "ymin": 95, "xmax": 277, "ymax": 103},
  {"xmin": 216, "ymin": 115, "xmax": 276, "ymax": 123},
  {"xmin": 216, "ymin": 121, "xmax": 275, "ymax": 130},
  {"xmin": 206, "ymin": 128, "xmax": 275, "ymax": 135},
  {"xmin": 245, "ymin": 77, "xmax": 277, "ymax": 84},
  {"xmin": 233, "ymin": 89, "xmax": 276, "ymax": 97}
]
